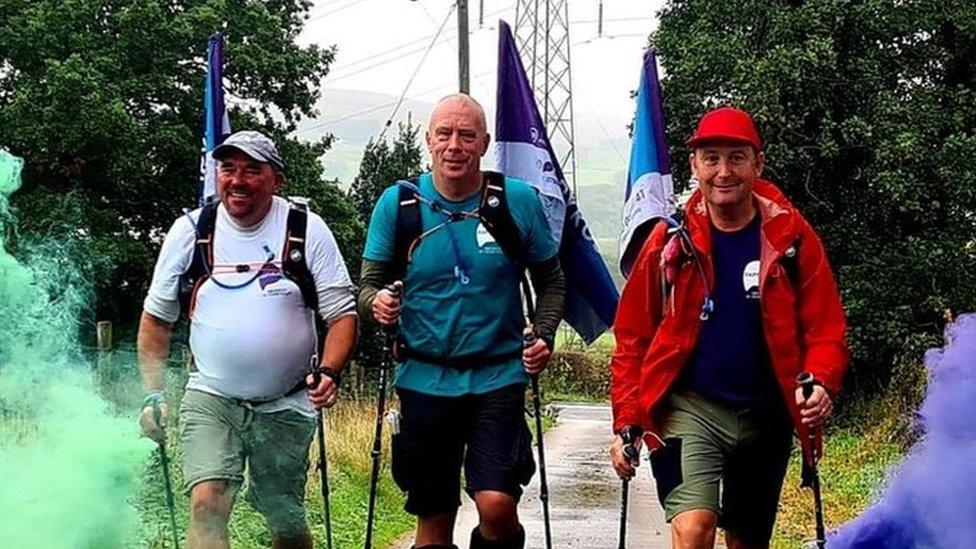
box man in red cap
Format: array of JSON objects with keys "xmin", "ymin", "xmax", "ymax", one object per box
[{"xmin": 608, "ymin": 107, "xmax": 849, "ymax": 548}]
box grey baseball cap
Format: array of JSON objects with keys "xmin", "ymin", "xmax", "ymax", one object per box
[{"xmin": 212, "ymin": 130, "xmax": 284, "ymax": 171}]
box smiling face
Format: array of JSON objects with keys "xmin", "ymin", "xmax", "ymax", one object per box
[
  {"xmin": 426, "ymin": 95, "xmax": 490, "ymax": 189},
  {"xmin": 689, "ymin": 141, "xmax": 764, "ymax": 211},
  {"xmin": 216, "ymin": 150, "xmax": 282, "ymax": 227}
]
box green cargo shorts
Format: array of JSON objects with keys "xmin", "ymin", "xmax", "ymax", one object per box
[
  {"xmin": 178, "ymin": 389, "xmax": 316, "ymax": 536},
  {"xmin": 649, "ymin": 390, "xmax": 793, "ymax": 544}
]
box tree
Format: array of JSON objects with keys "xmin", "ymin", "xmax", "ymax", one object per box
[
  {"xmin": 348, "ymin": 120, "xmax": 424, "ymax": 221},
  {"xmin": 346, "ymin": 120, "xmax": 424, "ymax": 390},
  {"xmin": 0, "ymin": 0, "xmax": 359, "ymax": 333},
  {"xmin": 652, "ymin": 0, "xmax": 976, "ymax": 391}
]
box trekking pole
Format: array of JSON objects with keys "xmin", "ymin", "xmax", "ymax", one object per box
[
  {"xmin": 364, "ymin": 282, "xmax": 401, "ymax": 549},
  {"xmin": 309, "ymin": 365, "xmax": 334, "ymax": 549},
  {"xmin": 306, "ymin": 306, "xmax": 335, "ymax": 549},
  {"xmin": 520, "ymin": 275, "xmax": 553, "ymax": 549},
  {"xmin": 618, "ymin": 427, "xmax": 640, "ymax": 549},
  {"xmin": 797, "ymin": 372, "xmax": 826, "ymax": 549},
  {"xmin": 152, "ymin": 403, "xmax": 180, "ymax": 549}
]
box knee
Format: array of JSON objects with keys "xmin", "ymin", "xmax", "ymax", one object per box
[
  {"xmin": 190, "ymin": 482, "xmax": 233, "ymax": 523},
  {"xmin": 672, "ymin": 510, "xmax": 718, "ymax": 548},
  {"xmin": 473, "ymin": 491, "xmax": 518, "ymax": 532}
]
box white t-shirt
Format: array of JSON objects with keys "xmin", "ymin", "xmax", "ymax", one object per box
[{"xmin": 144, "ymin": 196, "xmax": 356, "ymax": 416}]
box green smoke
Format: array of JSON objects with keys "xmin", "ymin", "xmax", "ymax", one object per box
[{"xmin": 0, "ymin": 150, "xmax": 153, "ymax": 546}]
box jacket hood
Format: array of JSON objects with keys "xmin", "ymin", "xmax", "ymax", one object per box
[{"xmin": 682, "ymin": 178, "xmax": 802, "ymax": 254}]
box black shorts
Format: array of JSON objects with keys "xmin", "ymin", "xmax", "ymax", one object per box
[{"xmin": 391, "ymin": 383, "xmax": 536, "ymax": 517}]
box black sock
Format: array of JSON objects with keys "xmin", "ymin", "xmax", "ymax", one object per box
[{"xmin": 468, "ymin": 524, "xmax": 525, "ymax": 549}]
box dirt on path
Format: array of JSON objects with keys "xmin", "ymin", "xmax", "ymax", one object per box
[{"xmin": 392, "ymin": 402, "xmax": 670, "ymax": 549}]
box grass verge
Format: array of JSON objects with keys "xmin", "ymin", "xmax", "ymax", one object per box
[{"xmin": 138, "ymin": 397, "xmax": 413, "ymax": 549}]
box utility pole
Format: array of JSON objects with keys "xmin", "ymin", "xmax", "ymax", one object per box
[
  {"xmin": 514, "ymin": 0, "xmax": 579, "ymax": 194},
  {"xmin": 458, "ymin": 0, "xmax": 470, "ymax": 93},
  {"xmin": 598, "ymin": 0, "xmax": 604, "ymax": 37}
]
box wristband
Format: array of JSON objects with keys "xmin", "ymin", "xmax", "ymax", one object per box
[
  {"xmin": 143, "ymin": 391, "xmax": 165, "ymax": 410},
  {"xmin": 315, "ymin": 366, "xmax": 342, "ymax": 387}
]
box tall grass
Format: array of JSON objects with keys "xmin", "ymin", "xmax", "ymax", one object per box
[
  {"xmin": 771, "ymin": 361, "xmax": 923, "ymax": 548},
  {"xmin": 138, "ymin": 385, "xmax": 414, "ymax": 549}
]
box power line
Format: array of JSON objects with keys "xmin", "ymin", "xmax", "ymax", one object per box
[
  {"xmin": 306, "ymin": 0, "xmax": 371, "ymax": 22},
  {"xmin": 296, "ymin": 67, "xmax": 495, "ymax": 136},
  {"xmin": 299, "ymin": 28, "xmax": 647, "ymax": 135},
  {"xmin": 330, "ymin": 4, "xmax": 514, "ymax": 75},
  {"xmin": 378, "ymin": 3, "xmax": 457, "ymax": 140}
]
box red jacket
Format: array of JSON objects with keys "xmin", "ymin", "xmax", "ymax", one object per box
[{"xmin": 610, "ymin": 180, "xmax": 849, "ymax": 454}]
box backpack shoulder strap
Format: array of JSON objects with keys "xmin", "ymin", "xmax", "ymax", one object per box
[
  {"xmin": 282, "ymin": 205, "xmax": 319, "ymax": 312},
  {"xmin": 179, "ymin": 201, "xmax": 220, "ymax": 317},
  {"xmin": 478, "ymin": 171, "xmax": 529, "ymax": 265},
  {"xmin": 392, "ymin": 180, "xmax": 423, "ymax": 281}
]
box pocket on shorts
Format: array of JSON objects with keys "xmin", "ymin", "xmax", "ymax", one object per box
[{"xmin": 650, "ymin": 437, "xmax": 684, "ymax": 504}]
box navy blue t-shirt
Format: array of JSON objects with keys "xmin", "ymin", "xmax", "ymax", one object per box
[{"xmin": 682, "ymin": 215, "xmax": 779, "ymax": 406}]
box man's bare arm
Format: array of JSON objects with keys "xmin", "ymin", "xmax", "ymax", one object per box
[
  {"xmin": 321, "ymin": 313, "xmax": 358, "ymax": 372},
  {"xmin": 138, "ymin": 311, "xmax": 174, "ymax": 393}
]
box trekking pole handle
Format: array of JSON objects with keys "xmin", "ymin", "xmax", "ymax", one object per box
[
  {"xmin": 309, "ymin": 366, "xmax": 341, "ymax": 389},
  {"xmin": 152, "ymin": 402, "xmax": 163, "ymax": 430},
  {"xmin": 523, "ymin": 325, "xmax": 537, "ymax": 347},
  {"xmin": 797, "ymin": 372, "xmax": 815, "ymax": 399},
  {"xmin": 384, "ymin": 281, "xmax": 402, "ymax": 299},
  {"xmin": 620, "ymin": 425, "xmax": 642, "ymax": 462}
]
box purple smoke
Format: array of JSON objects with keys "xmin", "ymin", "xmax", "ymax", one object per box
[{"xmin": 830, "ymin": 313, "xmax": 976, "ymax": 548}]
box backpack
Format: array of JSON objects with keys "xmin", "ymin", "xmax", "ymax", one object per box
[
  {"xmin": 178, "ymin": 200, "xmax": 325, "ymax": 349},
  {"xmin": 389, "ymin": 171, "xmax": 532, "ymax": 369},
  {"xmin": 656, "ymin": 212, "xmax": 801, "ymax": 320},
  {"xmin": 390, "ymin": 171, "xmax": 528, "ymax": 280}
]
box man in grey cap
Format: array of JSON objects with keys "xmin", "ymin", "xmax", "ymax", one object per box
[{"xmin": 138, "ymin": 130, "xmax": 358, "ymax": 548}]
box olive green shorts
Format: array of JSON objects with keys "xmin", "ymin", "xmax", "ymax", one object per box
[
  {"xmin": 178, "ymin": 389, "xmax": 316, "ymax": 536},
  {"xmin": 649, "ymin": 390, "xmax": 793, "ymax": 544}
]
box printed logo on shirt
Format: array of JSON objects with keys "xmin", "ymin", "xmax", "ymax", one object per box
[
  {"xmin": 476, "ymin": 223, "xmax": 503, "ymax": 254},
  {"xmin": 258, "ymin": 263, "xmax": 292, "ymax": 297},
  {"xmin": 742, "ymin": 260, "xmax": 760, "ymax": 299}
]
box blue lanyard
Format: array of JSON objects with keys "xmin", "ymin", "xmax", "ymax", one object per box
[{"xmin": 397, "ymin": 180, "xmax": 478, "ymax": 285}]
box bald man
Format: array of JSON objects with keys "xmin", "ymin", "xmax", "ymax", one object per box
[{"xmin": 357, "ymin": 94, "xmax": 566, "ymax": 549}]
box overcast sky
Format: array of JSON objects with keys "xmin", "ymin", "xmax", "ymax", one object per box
[{"xmin": 297, "ymin": 0, "xmax": 667, "ymax": 180}]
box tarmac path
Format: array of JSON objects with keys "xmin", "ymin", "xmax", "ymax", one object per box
[{"xmin": 393, "ymin": 402, "xmax": 670, "ymax": 549}]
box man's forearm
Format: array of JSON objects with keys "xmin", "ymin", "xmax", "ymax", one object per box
[
  {"xmin": 321, "ymin": 313, "xmax": 358, "ymax": 372},
  {"xmin": 137, "ymin": 311, "xmax": 174, "ymax": 393},
  {"xmin": 357, "ymin": 259, "xmax": 393, "ymax": 323},
  {"xmin": 528, "ymin": 256, "xmax": 566, "ymax": 346}
]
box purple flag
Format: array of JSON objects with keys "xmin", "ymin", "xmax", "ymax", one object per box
[{"xmin": 494, "ymin": 20, "xmax": 619, "ymax": 344}]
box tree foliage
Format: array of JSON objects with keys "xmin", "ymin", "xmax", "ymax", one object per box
[
  {"xmin": 348, "ymin": 120, "xmax": 424, "ymax": 222},
  {"xmin": 346, "ymin": 120, "xmax": 424, "ymax": 384},
  {"xmin": 653, "ymin": 0, "xmax": 976, "ymax": 390},
  {"xmin": 0, "ymin": 0, "xmax": 359, "ymax": 331}
]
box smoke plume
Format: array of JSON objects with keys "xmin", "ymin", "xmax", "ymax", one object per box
[
  {"xmin": 831, "ymin": 313, "xmax": 976, "ymax": 548},
  {"xmin": 0, "ymin": 150, "xmax": 152, "ymax": 546}
]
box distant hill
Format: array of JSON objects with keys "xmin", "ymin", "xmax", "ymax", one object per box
[
  {"xmin": 300, "ymin": 88, "xmax": 629, "ymax": 282},
  {"xmin": 295, "ymin": 89, "xmax": 434, "ymax": 185}
]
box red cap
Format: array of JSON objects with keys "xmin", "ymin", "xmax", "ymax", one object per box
[{"xmin": 686, "ymin": 107, "xmax": 762, "ymax": 150}]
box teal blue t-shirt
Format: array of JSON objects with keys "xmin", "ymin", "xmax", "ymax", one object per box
[{"xmin": 363, "ymin": 173, "xmax": 558, "ymax": 396}]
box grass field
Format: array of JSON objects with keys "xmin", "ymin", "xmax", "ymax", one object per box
[{"xmin": 138, "ymin": 395, "xmax": 413, "ymax": 549}]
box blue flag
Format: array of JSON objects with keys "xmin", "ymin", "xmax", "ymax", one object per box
[
  {"xmin": 619, "ymin": 48, "xmax": 675, "ymax": 277},
  {"xmin": 494, "ymin": 20, "xmax": 619, "ymax": 344},
  {"xmin": 199, "ymin": 32, "xmax": 231, "ymax": 205}
]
